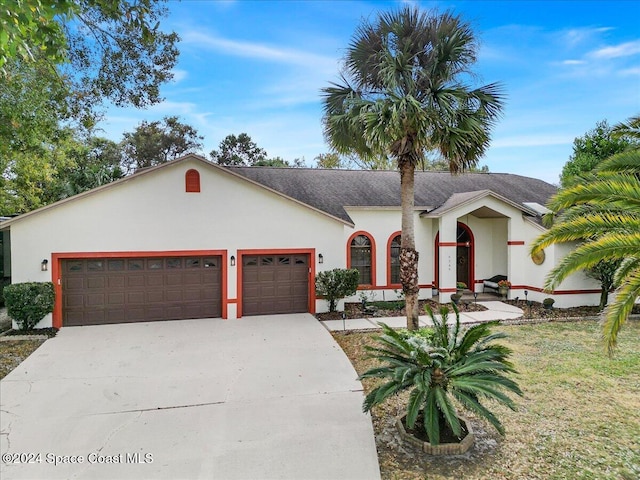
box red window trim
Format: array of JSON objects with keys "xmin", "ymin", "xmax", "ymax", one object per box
[
  {"xmin": 386, "ymin": 231, "xmax": 402, "ymax": 287},
  {"xmin": 346, "ymin": 231, "xmax": 376, "ymax": 288}
]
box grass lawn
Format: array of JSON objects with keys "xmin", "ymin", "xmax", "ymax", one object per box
[{"xmin": 333, "ymin": 319, "xmax": 640, "ymax": 480}]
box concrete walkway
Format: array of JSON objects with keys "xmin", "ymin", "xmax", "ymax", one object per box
[
  {"xmin": 321, "ymin": 301, "xmax": 524, "ymax": 331},
  {"xmin": 0, "ymin": 314, "xmax": 380, "ymax": 480}
]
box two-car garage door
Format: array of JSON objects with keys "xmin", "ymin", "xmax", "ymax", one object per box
[{"xmin": 62, "ymin": 256, "xmax": 222, "ymax": 326}]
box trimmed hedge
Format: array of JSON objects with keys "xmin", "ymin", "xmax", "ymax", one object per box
[
  {"xmin": 315, "ymin": 268, "xmax": 359, "ymax": 312},
  {"xmin": 3, "ymin": 282, "xmax": 55, "ymax": 331}
]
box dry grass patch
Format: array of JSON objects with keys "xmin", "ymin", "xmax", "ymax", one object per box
[
  {"xmin": 333, "ymin": 320, "xmax": 640, "ymax": 480},
  {"xmin": 0, "ymin": 340, "xmax": 46, "ymax": 380}
]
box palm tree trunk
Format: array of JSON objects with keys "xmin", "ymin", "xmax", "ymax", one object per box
[{"xmin": 399, "ymin": 160, "xmax": 420, "ymax": 330}]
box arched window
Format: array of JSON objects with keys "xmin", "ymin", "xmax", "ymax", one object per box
[
  {"xmin": 185, "ymin": 169, "xmax": 200, "ymax": 193},
  {"xmin": 389, "ymin": 234, "xmax": 401, "ymax": 285},
  {"xmin": 349, "ymin": 234, "xmax": 373, "ymax": 285}
]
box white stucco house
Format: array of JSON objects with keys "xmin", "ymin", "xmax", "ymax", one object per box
[{"xmin": 0, "ymin": 154, "xmax": 601, "ymax": 328}]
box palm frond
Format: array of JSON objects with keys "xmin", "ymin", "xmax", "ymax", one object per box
[
  {"xmin": 602, "ymin": 267, "xmax": 640, "ymax": 355},
  {"xmin": 543, "ymin": 233, "xmax": 640, "ymax": 290},
  {"xmin": 614, "ymin": 257, "xmax": 640, "ymax": 286},
  {"xmin": 452, "ymin": 389, "xmax": 505, "ymax": 435},
  {"xmin": 531, "ymin": 213, "xmax": 640, "ymax": 253},
  {"xmin": 596, "ymin": 149, "xmax": 640, "ymax": 173},
  {"xmin": 610, "ymin": 115, "xmax": 640, "ymax": 142},
  {"xmin": 545, "ymin": 174, "xmax": 640, "ymax": 213}
]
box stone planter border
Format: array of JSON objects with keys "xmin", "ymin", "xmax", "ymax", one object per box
[{"xmin": 396, "ymin": 415, "xmax": 475, "ymax": 455}]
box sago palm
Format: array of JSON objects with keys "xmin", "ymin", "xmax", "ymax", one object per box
[
  {"xmin": 321, "ymin": 6, "xmax": 504, "ymax": 330},
  {"xmin": 360, "ymin": 305, "xmax": 522, "ymax": 445},
  {"xmin": 531, "ymin": 147, "xmax": 640, "ymax": 354}
]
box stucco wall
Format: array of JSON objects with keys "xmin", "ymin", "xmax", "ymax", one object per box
[
  {"xmin": 9, "ymin": 158, "xmax": 346, "ymax": 325},
  {"xmin": 339, "ymin": 208, "xmax": 435, "ymax": 307}
]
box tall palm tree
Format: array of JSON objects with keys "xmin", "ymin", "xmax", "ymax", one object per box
[
  {"xmin": 322, "ymin": 7, "xmax": 504, "ymax": 329},
  {"xmin": 531, "ymin": 146, "xmax": 640, "ymax": 354}
]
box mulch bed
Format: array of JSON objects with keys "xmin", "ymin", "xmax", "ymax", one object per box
[
  {"xmin": 316, "ymin": 299, "xmax": 487, "ymax": 321},
  {"xmin": 2, "ymin": 327, "xmax": 58, "ymax": 338},
  {"xmin": 317, "ymin": 298, "xmax": 640, "ymax": 322}
]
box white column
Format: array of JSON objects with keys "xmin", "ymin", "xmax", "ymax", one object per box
[{"xmin": 438, "ymin": 215, "xmax": 458, "ymax": 304}]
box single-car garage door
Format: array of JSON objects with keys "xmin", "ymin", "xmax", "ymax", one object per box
[
  {"xmin": 242, "ymin": 254, "xmax": 309, "ymax": 316},
  {"xmin": 62, "ymin": 256, "xmax": 222, "ymax": 326}
]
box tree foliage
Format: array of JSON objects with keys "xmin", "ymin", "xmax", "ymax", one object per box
[
  {"xmin": 321, "ymin": 6, "xmax": 503, "ymax": 329},
  {"xmin": 532, "ymin": 133, "xmax": 640, "ymax": 354},
  {"xmin": 560, "ymin": 120, "xmax": 636, "ymax": 187},
  {"xmin": 0, "ymin": 1, "xmax": 75, "ymax": 71},
  {"xmin": 1, "ymin": 1, "xmax": 179, "ymax": 113},
  {"xmin": 210, "ymin": 133, "xmax": 268, "ymax": 166},
  {"xmin": 210, "ymin": 133, "xmax": 301, "ymax": 167},
  {"xmin": 121, "ymin": 116, "xmax": 203, "ymax": 173}
]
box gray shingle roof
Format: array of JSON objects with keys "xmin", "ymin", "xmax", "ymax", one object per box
[{"xmin": 228, "ymin": 167, "xmax": 557, "ymax": 225}]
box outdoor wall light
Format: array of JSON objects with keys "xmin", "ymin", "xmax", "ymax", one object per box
[
  {"xmin": 230, "ymin": 255, "xmax": 236, "ymax": 267},
  {"xmin": 41, "ymin": 259, "xmax": 49, "ymax": 271},
  {"xmin": 318, "ymin": 253, "xmax": 324, "ymax": 264}
]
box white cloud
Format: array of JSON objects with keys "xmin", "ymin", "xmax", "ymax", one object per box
[
  {"xmin": 171, "ymin": 69, "xmax": 188, "ymax": 83},
  {"xmin": 562, "ymin": 27, "xmax": 614, "ymax": 47},
  {"xmin": 181, "ymin": 31, "xmax": 337, "ymax": 72},
  {"xmin": 562, "ymin": 59, "xmax": 586, "ymax": 65},
  {"xmin": 620, "ymin": 67, "xmax": 640, "ymax": 76},
  {"xmin": 590, "ymin": 40, "xmax": 640, "ymax": 59}
]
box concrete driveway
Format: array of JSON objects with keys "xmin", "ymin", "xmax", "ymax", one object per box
[{"xmin": 0, "ymin": 314, "xmax": 380, "ymax": 480}]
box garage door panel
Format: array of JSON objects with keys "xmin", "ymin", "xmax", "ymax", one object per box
[
  {"xmin": 147, "ymin": 291, "xmax": 165, "ymax": 303},
  {"xmin": 65, "ymin": 294, "xmax": 84, "ymax": 308},
  {"xmin": 258, "ymin": 270, "xmax": 275, "ymax": 282},
  {"xmin": 87, "ymin": 277, "xmax": 106, "ymax": 289},
  {"xmin": 108, "ymin": 276, "xmax": 125, "ymax": 288},
  {"xmin": 127, "ymin": 275, "xmax": 145, "ymax": 287},
  {"xmin": 147, "ymin": 275, "xmax": 164, "ymax": 287},
  {"xmin": 183, "ymin": 290, "xmax": 202, "ymax": 301},
  {"xmin": 106, "ymin": 309, "xmax": 125, "ymax": 323},
  {"xmin": 62, "ymin": 256, "xmax": 222, "ymax": 326},
  {"xmin": 66, "ymin": 277, "xmax": 84, "ymax": 289},
  {"xmin": 86, "ymin": 293, "xmax": 105, "ymax": 307},
  {"xmin": 166, "ymin": 290, "xmax": 183, "ymax": 302},
  {"xmin": 146, "ymin": 306, "xmax": 165, "ymax": 320},
  {"xmin": 107, "ymin": 293, "xmax": 125, "ymax": 305},
  {"xmin": 127, "ymin": 291, "xmax": 145, "ymax": 304}
]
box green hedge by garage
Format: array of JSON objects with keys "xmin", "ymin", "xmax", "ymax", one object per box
[{"xmin": 3, "ymin": 282, "xmax": 55, "ymax": 331}]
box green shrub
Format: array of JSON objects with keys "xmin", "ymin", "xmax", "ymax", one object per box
[
  {"xmin": 3, "ymin": 282, "xmax": 55, "ymax": 331},
  {"xmin": 315, "ymin": 268, "xmax": 359, "ymax": 312}
]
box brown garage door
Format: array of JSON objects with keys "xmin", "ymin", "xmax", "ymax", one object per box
[
  {"xmin": 62, "ymin": 256, "xmax": 222, "ymax": 326},
  {"xmin": 242, "ymin": 254, "xmax": 309, "ymax": 316}
]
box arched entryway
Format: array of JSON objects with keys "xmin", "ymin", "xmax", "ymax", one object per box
[{"xmin": 435, "ymin": 222, "xmax": 475, "ymax": 289}]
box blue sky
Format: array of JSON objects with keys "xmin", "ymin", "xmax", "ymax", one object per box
[{"xmin": 101, "ymin": 0, "xmax": 640, "ymax": 184}]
